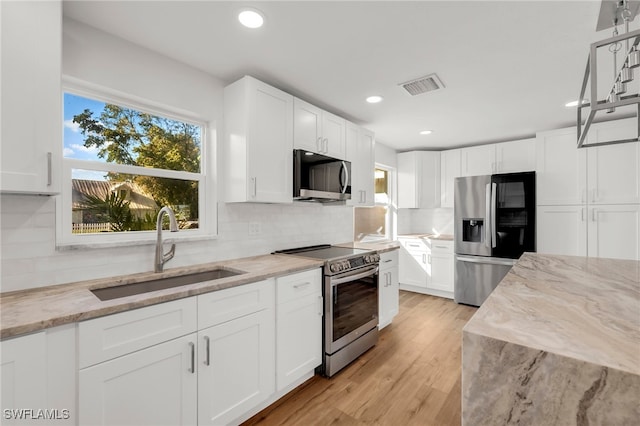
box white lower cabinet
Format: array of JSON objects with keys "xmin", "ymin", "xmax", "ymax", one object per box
[
  {"xmin": 378, "ymin": 250, "xmax": 399, "ymax": 329},
  {"xmin": 1, "ymin": 325, "xmax": 76, "ymax": 425},
  {"xmin": 198, "ymin": 309, "xmax": 275, "ymax": 426},
  {"xmin": 79, "ymin": 333, "xmax": 197, "ymax": 426},
  {"xmin": 398, "ymin": 238, "xmax": 454, "ymax": 298},
  {"xmin": 275, "ymin": 269, "xmax": 322, "ymax": 391},
  {"xmin": 77, "ymin": 272, "xmax": 333, "ymax": 426}
]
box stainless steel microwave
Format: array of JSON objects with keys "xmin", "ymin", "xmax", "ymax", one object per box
[{"xmin": 293, "ymin": 149, "xmax": 351, "ymax": 202}]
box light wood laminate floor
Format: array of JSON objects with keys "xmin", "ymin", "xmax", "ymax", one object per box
[{"xmin": 243, "ymin": 291, "xmax": 477, "ymax": 426}]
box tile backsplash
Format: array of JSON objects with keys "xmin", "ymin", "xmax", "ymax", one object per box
[
  {"xmin": 0, "ymin": 194, "xmax": 354, "ymax": 292},
  {"xmin": 398, "ymin": 208, "xmax": 454, "ymax": 236}
]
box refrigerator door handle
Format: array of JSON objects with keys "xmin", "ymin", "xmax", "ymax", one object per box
[
  {"xmin": 485, "ymin": 183, "xmax": 492, "ymax": 248},
  {"xmin": 490, "ymin": 183, "xmax": 497, "ymax": 248},
  {"xmin": 456, "ymin": 255, "xmax": 517, "ymax": 267}
]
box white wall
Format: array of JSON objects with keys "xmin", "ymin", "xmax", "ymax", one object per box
[
  {"xmin": 375, "ymin": 142, "xmax": 397, "ymax": 168},
  {"xmin": 0, "ymin": 19, "xmax": 354, "ymax": 292}
]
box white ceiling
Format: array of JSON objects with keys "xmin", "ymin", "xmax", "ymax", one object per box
[{"xmin": 63, "ymin": 1, "xmax": 637, "ymax": 151}]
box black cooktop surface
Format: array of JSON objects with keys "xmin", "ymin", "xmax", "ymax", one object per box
[{"xmin": 274, "ymin": 245, "xmax": 372, "ymax": 261}]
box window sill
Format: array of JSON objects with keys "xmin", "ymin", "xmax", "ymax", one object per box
[{"xmin": 56, "ymin": 231, "xmax": 218, "ymax": 251}]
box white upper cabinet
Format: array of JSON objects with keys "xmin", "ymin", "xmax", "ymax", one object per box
[
  {"xmin": 460, "ymin": 139, "xmax": 536, "ymax": 178},
  {"xmin": 294, "ymin": 98, "xmax": 346, "ymax": 160},
  {"xmin": 460, "ymin": 144, "xmax": 495, "ymax": 176},
  {"xmin": 1, "ymin": 0, "xmax": 61, "ymax": 195},
  {"xmin": 346, "ymin": 122, "xmax": 375, "ymax": 206},
  {"xmin": 397, "ymin": 151, "xmax": 441, "ymax": 209},
  {"xmin": 587, "ymin": 142, "xmax": 640, "ymax": 205},
  {"xmin": 440, "ymin": 149, "xmax": 461, "ymax": 208},
  {"xmin": 495, "ymin": 138, "xmax": 536, "ymax": 173},
  {"xmin": 536, "ymin": 127, "xmax": 587, "ymax": 206},
  {"xmin": 224, "ymin": 76, "xmax": 293, "ymax": 203}
]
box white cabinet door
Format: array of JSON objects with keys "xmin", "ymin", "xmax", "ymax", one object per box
[
  {"xmin": 461, "ymin": 144, "xmax": 496, "ymax": 177},
  {"xmin": 496, "ymin": 138, "xmax": 536, "ymax": 173},
  {"xmin": 379, "ymin": 250, "xmax": 399, "ymax": 329},
  {"xmin": 397, "ymin": 151, "xmax": 441, "ymax": 208},
  {"xmin": 588, "ymin": 205, "xmax": 640, "ymax": 260},
  {"xmin": 198, "ymin": 309, "xmax": 275, "ymax": 426},
  {"xmin": 536, "ymin": 127, "xmax": 587, "ymax": 205},
  {"xmin": 346, "ymin": 124, "xmax": 375, "ymax": 206},
  {"xmin": 276, "ymin": 294, "xmax": 322, "ymax": 391},
  {"xmin": 276, "ymin": 269, "xmax": 322, "ymax": 391},
  {"xmin": 293, "ymin": 98, "xmax": 323, "ymax": 153},
  {"xmin": 1, "ymin": 332, "xmax": 47, "ymax": 421},
  {"xmin": 224, "ymin": 76, "xmax": 293, "ymax": 203},
  {"xmin": 398, "ymin": 245, "xmax": 429, "ymax": 288},
  {"xmin": 440, "ymin": 149, "xmax": 461, "ymax": 208},
  {"xmin": 1, "ymin": 0, "xmax": 61, "ymax": 194},
  {"xmin": 537, "ymin": 205, "xmax": 588, "ymax": 257},
  {"xmin": 79, "ymin": 334, "xmax": 197, "ymax": 426},
  {"xmin": 587, "ymin": 142, "xmax": 640, "ymax": 205},
  {"xmin": 1, "ymin": 325, "xmax": 76, "ymax": 426},
  {"xmin": 322, "ymin": 111, "xmax": 346, "ymax": 160},
  {"xmin": 293, "ymin": 98, "xmax": 346, "ymax": 160},
  {"xmin": 427, "ymin": 241, "xmax": 454, "ymax": 295}
]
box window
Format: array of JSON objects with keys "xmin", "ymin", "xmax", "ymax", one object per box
[
  {"xmin": 353, "ymin": 166, "xmax": 396, "ymax": 242},
  {"xmin": 59, "ymin": 88, "xmax": 210, "ymax": 246}
]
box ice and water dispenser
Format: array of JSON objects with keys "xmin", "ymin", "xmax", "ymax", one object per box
[{"xmin": 462, "ymin": 219, "xmax": 484, "ymax": 243}]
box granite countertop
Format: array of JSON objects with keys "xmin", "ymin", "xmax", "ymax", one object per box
[
  {"xmin": 398, "ymin": 233, "xmax": 454, "ymax": 241},
  {"xmin": 0, "ymin": 254, "xmax": 324, "ymax": 340},
  {"xmin": 464, "ymin": 252, "xmax": 640, "ymax": 375}
]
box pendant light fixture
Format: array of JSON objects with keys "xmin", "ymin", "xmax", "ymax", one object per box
[{"xmin": 577, "ymin": 0, "xmax": 640, "ymax": 148}]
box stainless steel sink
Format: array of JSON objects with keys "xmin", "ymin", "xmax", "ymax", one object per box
[{"xmin": 91, "ymin": 268, "xmax": 245, "ymax": 301}]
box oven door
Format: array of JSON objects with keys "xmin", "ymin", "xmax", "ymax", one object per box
[{"xmin": 325, "ymin": 265, "xmax": 379, "ymax": 355}]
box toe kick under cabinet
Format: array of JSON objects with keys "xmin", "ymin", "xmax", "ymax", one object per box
[{"xmin": 398, "ymin": 237, "xmax": 454, "ymax": 299}]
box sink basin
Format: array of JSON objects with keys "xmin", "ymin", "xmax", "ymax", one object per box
[{"xmin": 91, "ymin": 268, "xmax": 245, "ymax": 301}]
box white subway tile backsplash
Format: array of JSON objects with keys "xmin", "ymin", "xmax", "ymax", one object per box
[{"xmin": 1, "ymin": 194, "xmax": 354, "ymax": 292}]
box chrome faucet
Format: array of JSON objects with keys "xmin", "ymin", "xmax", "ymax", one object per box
[{"xmin": 155, "ymin": 206, "xmax": 179, "ymax": 272}]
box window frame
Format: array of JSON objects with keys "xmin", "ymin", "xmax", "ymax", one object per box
[
  {"xmin": 57, "ymin": 79, "xmax": 215, "ymax": 248},
  {"xmin": 374, "ymin": 163, "xmax": 397, "ymax": 241}
]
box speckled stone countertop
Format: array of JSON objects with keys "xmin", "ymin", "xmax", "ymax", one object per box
[
  {"xmin": 462, "ymin": 253, "xmax": 640, "ymax": 425},
  {"xmin": 0, "ymin": 254, "xmax": 323, "ymax": 340},
  {"xmin": 398, "ymin": 233, "xmax": 454, "ymax": 241}
]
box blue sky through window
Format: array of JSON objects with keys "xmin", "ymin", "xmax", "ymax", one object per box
[{"xmin": 63, "ymin": 93, "xmax": 105, "ymax": 162}]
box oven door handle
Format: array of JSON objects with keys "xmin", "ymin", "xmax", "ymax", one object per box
[{"xmin": 329, "ymin": 266, "xmax": 378, "ymax": 286}]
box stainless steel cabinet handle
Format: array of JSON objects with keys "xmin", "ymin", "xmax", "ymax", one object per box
[
  {"xmin": 581, "ymin": 207, "xmax": 586, "ymax": 222},
  {"xmin": 317, "ymin": 137, "xmax": 323, "ymax": 152},
  {"xmin": 250, "ymin": 177, "xmax": 257, "ymax": 198},
  {"xmin": 189, "ymin": 342, "xmax": 195, "ymax": 373},
  {"xmin": 293, "ymin": 281, "xmax": 311, "ymax": 289},
  {"xmin": 317, "ymin": 295, "xmax": 323, "ymax": 316},
  {"xmin": 591, "ymin": 208, "xmax": 597, "ymax": 222},
  {"xmin": 422, "ymin": 253, "xmax": 427, "ymax": 264},
  {"xmin": 382, "ymin": 259, "xmax": 393, "ymax": 263},
  {"xmin": 323, "ymin": 138, "xmax": 328, "ymax": 153},
  {"xmin": 435, "ymin": 245, "xmax": 448, "ymax": 249},
  {"xmin": 204, "ymin": 336, "xmax": 210, "ymax": 366},
  {"xmin": 427, "ymin": 254, "xmax": 432, "ymax": 264},
  {"xmin": 47, "ymin": 152, "xmax": 52, "ymax": 186}
]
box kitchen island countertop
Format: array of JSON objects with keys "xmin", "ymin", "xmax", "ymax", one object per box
[{"xmin": 462, "ymin": 252, "xmax": 640, "ymax": 425}]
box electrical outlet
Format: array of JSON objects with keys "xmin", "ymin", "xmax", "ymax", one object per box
[{"xmin": 248, "ymin": 222, "xmax": 261, "ymax": 236}]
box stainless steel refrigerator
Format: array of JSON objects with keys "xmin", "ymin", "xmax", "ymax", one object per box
[{"xmin": 454, "ymin": 171, "xmax": 535, "ymax": 306}]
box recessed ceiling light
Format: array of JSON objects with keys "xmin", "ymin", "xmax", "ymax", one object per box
[
  {"xmin": 238, "ymin": 9, "xmax": 264, "ymax": 29},
  {"xmin": 565, "ymin": 99, "xmax": 589, "ymax": 107},
  {"xmin": 419, "ymin": 130, "xmax": 433, "ymax": 135},
  {"xmin": 366, "ymin": 95, "xmax": 383, "ymax": 104}
]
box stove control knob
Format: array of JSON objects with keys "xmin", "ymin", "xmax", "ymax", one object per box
[
  {"xmin": 330, "ymin": 263, "xmax": 338, "ymax": 272},
  {"xmin": 374, "ymin": 254, "xmax": 380, "ymax": 262}
]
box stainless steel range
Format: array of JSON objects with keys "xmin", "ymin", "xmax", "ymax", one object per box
[{"xmin": 274, "ymin": 245, "xmax": 380, "ymax": 377}]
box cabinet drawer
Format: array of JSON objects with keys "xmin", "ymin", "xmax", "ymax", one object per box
[
  {"xmin": 198, "ymin": 279, "xmax": 275, "ymax": 329},
  {"xmin": 79, "ymin": 297, "xmax": 197, "ymax": 369},
  {"xmin": 399, "ymin": 239, "xmax": 427, "ymax": 253},
  {"xmin": 379, "ymin": 250, "xmax": 398, "ymax": 269},
  {"xmin": 428, "ymin": 240, "xmax": 453, "ymax": 254},
  {"xmin": 276, "ymin": 269, "xmax": 322, "ymax": 305}
]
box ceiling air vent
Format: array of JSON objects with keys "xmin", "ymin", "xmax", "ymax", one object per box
[{"xmin": 399, "ymin": 73, "xmax": 445, "ymax": 96}]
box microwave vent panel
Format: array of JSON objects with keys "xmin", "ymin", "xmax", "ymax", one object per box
[{"xmin": 399, "ymin": 74, "xmax": 445, "ymax": 96}]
